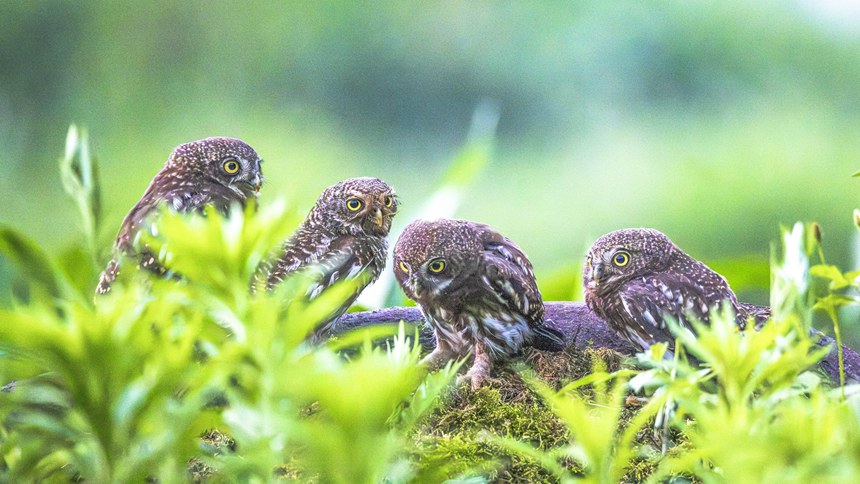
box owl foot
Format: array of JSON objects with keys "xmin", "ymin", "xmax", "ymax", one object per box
[
  {"xmin": 458, "ymin": 345, "xmax": 493, "ymax": 391},
  {"xmin": 420, "ymin": 347, "xmax": 457, "ymax": 372},
  {"xmin": 456, "ymin": 365, "xmax": 491, "ymax": 391}
]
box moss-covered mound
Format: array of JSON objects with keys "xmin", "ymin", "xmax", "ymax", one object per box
[{"xmin": 409, "ymin": 346, "xmax": 663, "ymax": 483}]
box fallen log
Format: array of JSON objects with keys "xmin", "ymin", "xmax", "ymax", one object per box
[{"xmin": 336, "ymin": 301, "xmax": 860, "ymax": 384}]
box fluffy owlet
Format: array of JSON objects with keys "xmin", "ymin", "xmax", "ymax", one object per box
[
  {"xmin": 96, "ymin": 137, "xmax": 263, "ymax": 295},
  {"xmin": 583, "ymin": 228, "xmax": 766, "ymax": 353},
  {"xmin": 393, "ymin": 219, "xmax": 565, "ymax": 390},
  {"xmin": 262, "ymin": 177, "xmax": 397, "ymax": 338}
]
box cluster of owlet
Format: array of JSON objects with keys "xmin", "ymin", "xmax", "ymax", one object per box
[{"xmin": 97, "ymin": 136, "xmax": 773, "ymax": 389}]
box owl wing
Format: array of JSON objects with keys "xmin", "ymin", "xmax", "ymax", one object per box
[
  {"xmin": 302, "ymin": 235, "xmax": 379, "ymax": 302},
  {"xmin": 265, "ymin": 233, "xmax": 380, "ymax": 332},
  {"xmin": 98, "ymin": 183, "xmax": 242, "ymax": 296},
  {"xmin": 481, "ymin": 236, "xmax": 541, "ymax": 322},
  {"xmin": 264, "ymin": 226, "xmax": 334, "ymax": 288},
  {"xmin": 614, "ymin": 273, "xmax": 718, "ymax": 350},
  {"xmin": 480, "ymin": 231, "xmax": 565, "ymax": 351}
]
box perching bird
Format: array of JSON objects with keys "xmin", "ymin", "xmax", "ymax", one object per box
[
  {"xmin": 262, "ymin": 177, "xmax": 397, "ymax": 338},
  {"xmin": 96, "ymin": 137, "xmax": 263, "ymax": 295},
  {"xmin": 393, "ymin": 219, "xmax": 565, "ymax": 390},
  {"xmin": 583, "ymin": 228, "xmax": 765, "ymax": 353}
]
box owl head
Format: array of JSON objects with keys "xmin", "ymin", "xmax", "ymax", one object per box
[
  {"xmin": 393, "ymin": 219, "xmax": 484, "ymax": 302},
  {"xmin": 312, "ymin": 177, "xmax": 398, "ymax": 236},
  {"xmin": 584, "ymin": 228, "xmax": 676, "ymax": 295},
  {"xmin": 166, "ymin": 137, "xmax": 263, "ymax": 200}
]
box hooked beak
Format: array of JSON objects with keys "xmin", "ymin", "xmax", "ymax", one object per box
[
  {"xmin": 374, "ymin": 209, "xmax": 383, "ymax": 227},
  {"xmin": 591, "ymin": 261, "xmax": 604, "ymax": 286}
]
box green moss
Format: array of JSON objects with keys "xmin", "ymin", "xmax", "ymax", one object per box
[{"xmin": 410, "ymin": 345, "xmax": 645, "ymax": 482}]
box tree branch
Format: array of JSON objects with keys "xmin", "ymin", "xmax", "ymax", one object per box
[{"xmin": 337, "ymin": 301, "xmax": 860, "ymax": 384}]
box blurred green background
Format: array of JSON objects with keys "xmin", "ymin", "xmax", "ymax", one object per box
[{"xmin": 2, "ymin": 2, "xmax": 859, "ymax": 336}]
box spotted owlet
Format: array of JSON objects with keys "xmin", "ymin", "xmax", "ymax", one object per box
[
  {"xmin": 95, "ymin": 137, "xmax": 263, "ymax": 295},
  {"xmin": 583, "ymin": 228, "xmax": 766, "ymax": 353},
  {"xmin": 262, "ymin": 177, "xmax": 397, "ymax": 339},
  {"xmin": 393, "ymin": 219, "xmax": 565, "ymax": 390}
]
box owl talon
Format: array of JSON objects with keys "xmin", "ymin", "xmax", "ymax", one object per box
[
  {"xmin": 420, "ymin": 348, "xmax": 456, "ymax": 372},
  {"xmin": 456, "ymin": 362, "xmax": 492, "ymax": 390}
]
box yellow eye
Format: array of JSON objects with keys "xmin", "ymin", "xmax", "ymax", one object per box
[
  {"xmin": 223, "ymin": 159, "xmax": 240, "ymax": 174},
  {"xmin": 398, "ymin": 261, "xmax": 410, "ymax": 273},
  {"xmin": 428, "ymin": 259, "xmax": 446, "ymax": 273},
  {"xmin": 613, "ymin": 251, "xmax": 630, "ymax": 267},
  {"xmin": 384, "ymin": 196, "xmax": 394, "ymax": 208},
  {"xmin": 346, "ymin": 198, "xmax": 363, "ymax": 211}
]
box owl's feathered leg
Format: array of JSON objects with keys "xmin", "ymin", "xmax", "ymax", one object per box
[
  {"xmin": 458, "ymin": 342, "xmax": 492, "ymax": 391},
  {"xmin": 95, "ymin": 259, "xmax": 119, "ymax": 295},
  {"xmin": 420, "ymin": 335, "xmax": 459, "ymax": 371}
]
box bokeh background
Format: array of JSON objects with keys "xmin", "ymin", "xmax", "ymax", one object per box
[{"xmin": 2, "ymin": 1, "xmax": 860, "ymax": 340}]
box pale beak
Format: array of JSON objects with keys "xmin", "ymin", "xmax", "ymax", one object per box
[
  {"xmin": 592, "ymin": 262, "xmax": 603, "ymax": 286},
  {"xmin": 374, "ymin": 209, "xmax": 383, "ymax": 227}
]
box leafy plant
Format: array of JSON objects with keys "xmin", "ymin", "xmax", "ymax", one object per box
[
  {"xmin": 635, "ymin": 223, "xmax": 860, "ymax": 482},
  {"xmin": 0, "ymin": 128, "xmax": 460, "ymax": 482},
  {"xmin": 495, "ymin": 364, "xmax": 662, "ymax": 483}
]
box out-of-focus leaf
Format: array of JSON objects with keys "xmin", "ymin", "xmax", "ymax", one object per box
[
  {"xmin": 59, "ymin": 125, "xmax": 102, "ymax": 260},
  {"xmin": 770, "ymin": 222, "xmax": 816, "ymax": 325},
  {"xmin": 373, "ymin": 101, "xmax": 500, "ymax": 310},
  {"xmin": 708, "ymin": 255, "xmax": 770, "ymax": 293},
  {"xmin": 537, "ymin": 262, "xmax": 580, "ymax": 302},
  {"xmin": 0, "ymin": 226, "xmax": 79, "ymax": 304}
]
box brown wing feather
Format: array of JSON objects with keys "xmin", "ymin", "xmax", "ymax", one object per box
[
  {"xmin": 481, "ymin": 230, "xmax": 565, "ymax": 351},
  {"xmin": 611, "ymin": 273, "xmax": 719, "ymax": 351}
]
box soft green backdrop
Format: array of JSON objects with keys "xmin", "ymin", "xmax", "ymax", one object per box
[{"xmin": 2, "ymin": 1, "xmax": 859, "ymax": 336}]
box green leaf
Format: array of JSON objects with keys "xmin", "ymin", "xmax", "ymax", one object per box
[
  {"xmin": 814, "ymin": 294, "xmax": 859, "ymax": 312},
  {"xmin": 0, "ymin": 225, "xmax": 79, "ymax": 304},
  {"xmin": 59, "ymin": 125, "xmax": 102, "ymax": 260},
  {"xmin": 810, "ymin": 264, "xmax": 857, "ymax": 290}
]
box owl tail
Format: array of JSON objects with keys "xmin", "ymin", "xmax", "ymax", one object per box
[{"xmin": 531, "ymin": 321, "xmax": 566, "ymax": 352}]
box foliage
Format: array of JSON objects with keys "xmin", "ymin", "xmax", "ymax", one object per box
[
  {"xmin": 633, "ymin": 223, "xmax": 860, "ymax": 482},
  {"xmin": 494, "ymin": 366, "xmax": 662, "ymax": 484},
  {"xmin": 6, "ymin": 127, "xmax": 860, "ymax": 483},
  {"xmin": 492, "ymin": 223, "xmax": 860, "ymax": 483},
  {"xmin": 0, "ymin": 133, "xmax": 459, "ymax": 481}
]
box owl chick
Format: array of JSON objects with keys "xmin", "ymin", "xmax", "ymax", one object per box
[
  {"xmin": 262, "ymin": 177, "xmax": 397, "ymax": 339},
  {"xmin": 583, "ymin": 228, "xmax": 764, "ymax": 353},
  {"xmin": 96, "ymin": 137, "xmax": 263, "ymax": 295},
  {"xmin": 393, "ymin": 219, "xmax": 565, "ymax": 390}
]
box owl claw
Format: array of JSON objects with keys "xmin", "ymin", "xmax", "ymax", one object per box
[
  {"xmin": 420, "ymin": 346, "xmax": 457, "ymax": 371},
  {"xmin": 457, "ymin": 369, "xmax": 490, "ymax": 391},
  {"xmin": 459, "ymin": 352, "xmax": 492, "ymax": 391}
]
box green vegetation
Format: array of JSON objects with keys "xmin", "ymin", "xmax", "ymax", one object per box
[
  {"xmin": 4, "ymin": 2, "xmax": 860, "ymax": 344},
  {"xmin": 3, "ymin": 132, "xmax": 860, "ymax": 481},
  {"xmin": 5, "ymin": 3, "xmax": 860, "ymax": 476}
]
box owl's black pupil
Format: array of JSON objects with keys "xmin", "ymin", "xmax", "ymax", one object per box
[
  {"xmin": 615, "ymin": 254, "xmax": 627, "ymax": 264},
  {"xmin": 348, "ymin": 200, "xmax": 360, "ymax": 209}
]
